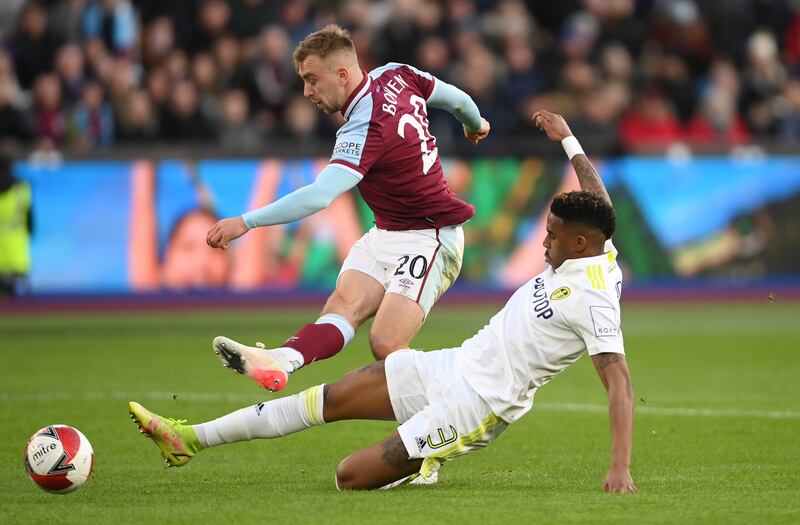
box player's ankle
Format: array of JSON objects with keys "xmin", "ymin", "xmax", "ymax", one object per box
[{"xmin": 272, "ymin": 347, "xmax": 304, "ymax": 372}]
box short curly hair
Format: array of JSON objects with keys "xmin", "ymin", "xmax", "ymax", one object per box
[{"xmin": 550, "ymin": 191, "xmax": 616, "ymax": 239}]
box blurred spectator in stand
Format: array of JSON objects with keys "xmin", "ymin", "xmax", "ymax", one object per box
[
  {"xmin": 195, "ymin": 0, "xmax": 232, "ymax": 52},
  {"xmin": 484, "ymin": 0, "xmax": 533, "ymax": 42},
  {"xmin": 146, "ymin": 66, "xmax": 170, "ymax": 126},
  {"xmin": 0, "ymin": 78, "xmax": 30, "ymax": 147},
  {"xmin": 559, "ymin": 60, "xmax": 599, "ymax": 106},
  {"xmin": 31, "ymin": 74, "xmax": 66, "ymax": 147},
  {"xmin": 416, "ymin": 35, "xmax": 451, "ymax": 80},
  {"xmin": 81, "ymin": 0, "xmax": 138, "ymax": 57},
  {"xmin": 619, "ymin": 88, "xmax": 682, "ymax": 152},
  {"xmin": 601, "ymin": 43, "xmax": 633, "ymax": 84},
  {"xmin": 165, "ymin": 49, "xmax": 190, "ymax": 85},
  {"xmin": 217, "ymin": 88, "xmax": 261, "ymax": 151},
  {"xmin": 106, "ymin": 58, "xmax": 138, "ymax": 116},
  {"xmin": 247, "ymin": 26, "xmax": 295, "ymax": 136},
  {"xmin": 160, "ymin": 80, "xmax": 213, "ymax": 141},
  {"xmin": 192, "ymin": 53, "xmax": 222, "ymax": 124},
  {"xmin": 0, "ymin": 153, "xmax": 31, "ymax": 298},
  {"xmin": 280, "ymin": 94, "xmax": 321, "ymax": 140},
  {"xmin": 371, "ymin": 0, "xmax": 424, "ymax": 65},
  {"xmin": 116, "ymin": 89, "xmax": 159, "ymax": 144},
  {"xmin": 742, "ymin": 31, "xmax": 786, "ymax": 137},
  {"xmin": 569, "ymin": 86, "xmax": 626, "ymax": 153},
  {"xmin": 68, "ymin": 80, "xmax": 114, "ymax": 149},
  {"xmin": 0, "ymin": 52, "xmax": 29, "ymax": 147},
  {"xmin": 230, "ymin": 0, "xmax": 281, "ymax": 41},
  {"xmin": 784, "ymin": 5, "xmax": 800, "ymax": 71},
  {"xmin": 141, "ymin": 17, "xmax": 175, "ymax": 69},
  {"xmin": 559, "ymin": 11, "xmax": 600, "ymax": 63},
  {"xmin": 8, "ymin": 2, "xmax": 61, "ymax": 90},
  {"xmin": 695, "ymin": 0, "xmax": 756, "ymax": 66},
  {"xmin": 55, "ymin": 44, "xmax": 86, "ymax": 109},
  {"xmin": 49, "ymin": 0, "xmax": 87, "ymax": 44},
  {"xmin": 650, "ymin": 52, "xmax": 695, "ymax": 123},
  {"xmin": 0, "ymin": 0, "xmax": 27, "ymax": 43},
  {"xmin": 452, "ymin": 43, "xmax": 511, "ymax": 136},
  {"xmin": 589, "ymin": 0, "xmax": 645, "ymax": 57},
  {"xmin": 648, "ymin": 0, "xmax": 712, "ymax": 76},
  {"xmin": 777, "ymin": 80, "xmax": 800, "ymax": 140},
  {"xmin": 685, "ymin": 87, "xmax": 750, "ymax": 147},
  {"xmin": 84, "ymin": 39, "xmax": 113, "ymax": 82},
  {"xmin": 502, "ymin": 37, "xmax": 543, "ymax": 112},
  {"xmin": 281, "ymin": 0, "xmax": 314, "ymax": 45},
  {"xmin": 214, "ymin": 34, "xmax": 249, "ymax": 90},
  {"xmin": 0, "ymin": 0, "xmax": 798, "ymax": 152}
]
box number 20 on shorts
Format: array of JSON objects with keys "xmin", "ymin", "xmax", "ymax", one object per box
[{"xmin": 395, "ymin": 255, "xmax": 429, "ymax": 279}]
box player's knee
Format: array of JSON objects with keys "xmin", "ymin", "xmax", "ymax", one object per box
[
  {"xmin": 368, "ymin": 330, "xmax": 402, "ymax": 360},
  {"xmin": 323, "ymin": 290, "xmax": 367, "ymax": 326},
  {"xmin": 335, "ymin": 457, "xmax": 368, "ymax": 490}
]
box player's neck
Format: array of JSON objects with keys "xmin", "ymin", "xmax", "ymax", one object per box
[{"xmin": 344, "ymin": 68, "xmax": 365, "ymax": 100}]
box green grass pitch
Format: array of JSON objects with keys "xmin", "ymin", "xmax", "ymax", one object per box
[{"xmin": 1, "ymin": 301, "xmax": 799, "ymax": 524}]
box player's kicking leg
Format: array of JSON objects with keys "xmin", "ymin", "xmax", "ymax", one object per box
[
  {"xmin": 129, "ymin": 361, "xmax": 421, "ymax": 489},
  {"xmin": 213, "ymin": 270, "xmax": 385, "ymax": 392}
]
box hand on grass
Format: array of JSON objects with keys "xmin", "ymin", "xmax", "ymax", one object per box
[{"xmin": 603, "ymin": 467, "xmax": 637, "ymax": 493}]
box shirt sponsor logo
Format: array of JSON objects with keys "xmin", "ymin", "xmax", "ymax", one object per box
[
  {"xmin": 532, "ymin": 277, "xmax": 554, "ymax": 319},
  {"xmin": 550, "ymin": 286, "xmax": 571, "ymax": 300},
  {"xmin": 333, "ymin": 141, "xmax": 362, "ymax": 160},
  {"xmin": 589, "ymin": 305, "xmax": 619, "ymax": 338}
]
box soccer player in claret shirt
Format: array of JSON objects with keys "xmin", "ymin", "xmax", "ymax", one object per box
[
  {"xmin": 130, "ymin": 111, "xmax": 636, "ymax": 493},
  {"xmin": 205, "ymin": 24, "xmax": 490, "ymax": 392}
]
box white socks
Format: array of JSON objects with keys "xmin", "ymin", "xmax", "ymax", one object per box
[{"xmin": 193, "ymin": 385, "xmax": 326, "ymax": 448}]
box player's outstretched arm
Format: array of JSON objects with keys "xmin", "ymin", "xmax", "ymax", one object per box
[
  {"xmin": 531, "ymin": 110, "xmax": 612, "ymax": 206},
  {"xmin": 591, "ymin": 352, "xmax": 636, "ymax": 493},
  {"xmin": 427, "ymin": 80, "xmax": 490, "ymax": 145},
  {"xmin": 205, "ymin": 164, "xmax": 361, "ymax": 250}
]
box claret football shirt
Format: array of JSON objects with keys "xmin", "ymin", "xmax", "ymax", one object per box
[{"xmin": 329, "ymin": 63, "xmax": 475, "ymax": 231}]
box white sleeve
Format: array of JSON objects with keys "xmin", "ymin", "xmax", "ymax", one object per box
[
  {"xmin": 569, "ymin": 290, "xmax": 625, "ymax": 356},
  {"xmin": 241, "ymin": 164, "xmax": 361, "ymax": 228}
]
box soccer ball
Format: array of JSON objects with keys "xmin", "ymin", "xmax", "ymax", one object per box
[{"xmin": 24, "ymin": 425, "xmax": 94, "ymax": 494}]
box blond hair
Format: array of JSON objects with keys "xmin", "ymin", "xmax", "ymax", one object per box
[{"xmin": 292, "ymin": 24, "xmax": 356, "ymax": 70}]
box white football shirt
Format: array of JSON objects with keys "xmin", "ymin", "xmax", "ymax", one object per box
[{"xmin": 454, "ymin": 241, "xmax": 624, "ymax": 423}]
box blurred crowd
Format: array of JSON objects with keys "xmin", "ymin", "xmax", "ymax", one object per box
[{"xmin": 2, "ymin": 0, "xmax": 800, "ymax": 155}]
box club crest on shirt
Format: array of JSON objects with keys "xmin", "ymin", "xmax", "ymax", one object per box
[{"xmin": 550, "ymin": 287, "xmax": 571, "ymax": 300}]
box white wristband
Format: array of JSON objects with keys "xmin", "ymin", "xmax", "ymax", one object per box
[{"xmin": 561, "ymin": 136, "xmax": 584, "ymax": 159}]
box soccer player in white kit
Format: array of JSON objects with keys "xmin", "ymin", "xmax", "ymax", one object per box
[{"xmin": 130, "ymin": 110, "xmax": 636, "ymax": 493}]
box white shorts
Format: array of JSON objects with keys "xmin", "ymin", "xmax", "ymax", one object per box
[
  {"xmin": 384, "ymin": 348, "xmax": 508, "ymax": 478},
  {"xmin": 339, "ymin": 225, "xmax": 464, "ymax": 318}
]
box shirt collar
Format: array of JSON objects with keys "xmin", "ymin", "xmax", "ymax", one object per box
[
  {"xmin": 551, "ymin": 248, "xmax": 614, "ymax": 275},
  {"xmin": 341, "ymin": 71, "xmax": 371, "ymax": 120}
]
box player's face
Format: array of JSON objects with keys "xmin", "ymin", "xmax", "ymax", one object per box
[
  {"xmin": 163, "ymin": 212, "xmax": 229, "ymax": 290},
  {"xmin": 298, "ymin": 55, "xmax": 344, "ymax": 114},
  {"xmin": 543, "ymin": 212, "xmax": 580, "ymax": 270}
]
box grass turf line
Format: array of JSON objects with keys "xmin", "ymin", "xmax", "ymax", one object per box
[{"xmin": 0, "ymin": 303, "xmax": 799, "ymax": 524}]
